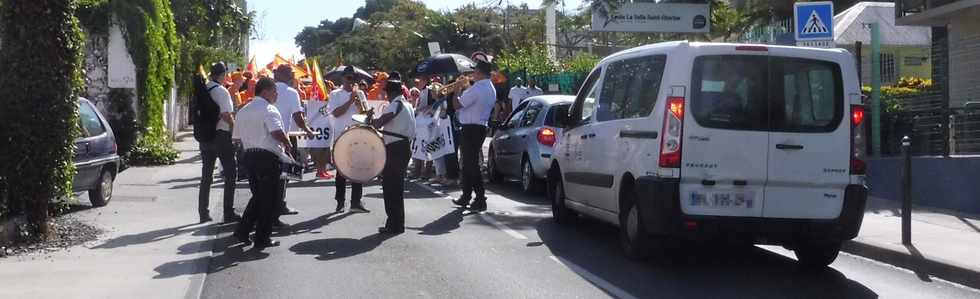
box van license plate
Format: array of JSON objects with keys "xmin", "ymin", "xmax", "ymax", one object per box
[{"xmin": 690, "ymin": 192, "xmax": 754, "ymax": 208}]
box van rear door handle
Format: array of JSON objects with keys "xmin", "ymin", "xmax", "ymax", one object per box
[
  {"xmin": 701, "ymin": 179, "xmax": 716, "ymax": 186},
  {"xmin": 733, "ymin": 180, "xmax": 747, "ymax": 186},
  {"xmin": 776, "ymin": 144, "xmax": 804, "ymax": 150}
]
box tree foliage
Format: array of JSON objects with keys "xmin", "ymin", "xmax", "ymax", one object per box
[
  {"xmin": 0, "ymin": 0, "xmax": 85, "ymax": 237},
  {"xmin": 110, "ymin": 0, "xmax": 181, "ymax": 165}
]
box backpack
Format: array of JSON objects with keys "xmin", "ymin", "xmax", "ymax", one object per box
[{"xmin": 191, "ymin": 74, "xmax": 221, "ymax": 142}]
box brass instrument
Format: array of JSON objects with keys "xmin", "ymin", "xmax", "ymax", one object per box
[
  {"xmin": 351, "ymin": 83, "xmax": 374, "ymax": 121},
  {"xmin": 431, "ymin": 76, "xmax": 471, "ymax": 98}
]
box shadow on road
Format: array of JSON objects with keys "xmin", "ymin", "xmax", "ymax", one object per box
[
  {"xmin": 277, "ymin": 211, "xmax": 352, "ymax": 236},
  {"xmin": 93, "ymin": 223, "xmax": 205, "ymax": 249},
  {"xmin": 531, "ymin": 216, "xmax": 879, "ymax": 299},
  {"xmin": 289, "ymin": 233, "xmax": 396, "ymax": 261},
  {"xmin": 408, "ymin": 208, "xmax": 476, "ymax": 236}
]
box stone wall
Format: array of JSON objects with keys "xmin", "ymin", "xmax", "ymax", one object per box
[{"xmin": 83, "ymin": 31, "xmax": 110, "ymax": 110}]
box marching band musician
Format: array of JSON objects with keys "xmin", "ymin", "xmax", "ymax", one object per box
[
  {"xmin": 371, "ymin": 80, "xmax": 416, "ymax": 234},
  {"xmin": 450, "ymin": 52, "xmax": 497, "ymax": 211},
  {"xmin": 273, "ymin": 65, "xmax": 313, "ymax": 226},
  {"xmin": 232, "ymin": 77, "xmax": 292, "ymax": 248},
  {"xmin": 327, "ymin": 66, "xmax": 371, "ymax": 213}
]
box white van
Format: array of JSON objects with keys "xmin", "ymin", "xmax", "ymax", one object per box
[{"xmin": 548, "ymin": 41, "xmax": 868, "ymax": 268}]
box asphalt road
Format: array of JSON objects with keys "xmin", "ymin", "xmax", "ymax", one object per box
[{"xmin": 198, "ymin": 177, "xmax": 980, "ymax": 299}]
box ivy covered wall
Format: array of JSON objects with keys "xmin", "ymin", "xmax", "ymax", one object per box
[{"xmin": 78, "ymin": 0, "xmax": 179, "ymax": 165}]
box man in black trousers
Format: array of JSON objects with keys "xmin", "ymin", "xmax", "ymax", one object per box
[
  {"xmin": 199, "ymin": 62, "xmax": 241, "ymax": 223},
  {"xmin": 232, "ymin": 78, "xmax": 291, "ymax": 248},
  {"xmin": 450, "ymin": 53, "xmax": 497, "ymax": 211},
  {"xmin": 372, "ymin": 80, "xmax": 416, "ymax": 234}
]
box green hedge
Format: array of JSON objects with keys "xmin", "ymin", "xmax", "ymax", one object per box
[{"xmin": 0, "ymin": 0, "xmax": 85, "ymax": 236}]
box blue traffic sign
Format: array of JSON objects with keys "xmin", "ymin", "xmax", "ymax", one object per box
[{"xmin": 795, "ymin": 2, "xmax": 834, "ymax": 41}]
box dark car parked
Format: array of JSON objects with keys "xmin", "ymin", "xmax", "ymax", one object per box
[
  {"xmin": 72, "ymin": 98, "xmax": 120, "ymax": 206},
  {"xmin": 487, "ymin": 95, "xmax": 573, "ymax": 194}
]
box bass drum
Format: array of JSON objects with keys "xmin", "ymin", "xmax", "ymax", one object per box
[{"xmin": 332, "ymin": 125, "xmax": 387, "ymax": 183}]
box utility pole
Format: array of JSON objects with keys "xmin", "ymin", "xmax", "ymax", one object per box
[{"xmin": 871, "ymin": 22, "xmax": 882, "ymax": 156}]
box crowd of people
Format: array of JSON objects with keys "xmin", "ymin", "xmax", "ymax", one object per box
[{"xmin": 196, "ymin": 52, "xmax": 532, "ymax": 249}]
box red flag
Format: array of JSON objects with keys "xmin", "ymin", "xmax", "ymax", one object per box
[{"xmin": 246, "ymin": 56, "xmax": 256, "ymax": 74}]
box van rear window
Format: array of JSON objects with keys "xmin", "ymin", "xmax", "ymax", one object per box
[{"xmin": 691, "ymin": 55, "xmax": 843, "ymax": 133}]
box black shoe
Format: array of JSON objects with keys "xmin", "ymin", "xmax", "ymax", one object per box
[
  {"xmin": 378, "ymin": 226, "xmax": 405, "ymax": 234},
  {"xmin": 335, "ymin": 201, "xmax": 345, "ymax": 213},
  {"xmin": 233, "ymin": 232, "xmax": 252, "ymax": 246},
  {"xmin": 350, "ymin": 204, "xmax": 370, "ymax": 213},
  {"xmin": 223, "ymin": 213, "xmax": 242, "ymax": 223},
  {"xmin": 280, "ymin": 206, "xmax": 299, "ymax": 216},
  {"xmin": 253, "ymin": 240, "xmax": 280, "ymax": 248},
  {"xmin": 452, "ymin": 197, "xmax": 470, "ymax": 208},
  {"xmin": 273, "ymin": 219, "xmax": 289, "ymax": 228},
  {"xmin": 200, "ymin": 215, "xmax": 213, "ymax": 223},
  {"xmin": 468, "ymin": 199, "xmax": 487, "ymax": 212}
]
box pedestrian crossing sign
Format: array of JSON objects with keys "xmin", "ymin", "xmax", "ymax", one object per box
[{"xmin": 794, "ymin": 2, "xmax": 834, "ymax": 42}]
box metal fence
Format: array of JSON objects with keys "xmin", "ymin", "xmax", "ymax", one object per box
[{"xmin": 879, "ymin": 108, "xmax": 980, "ymax": 156}]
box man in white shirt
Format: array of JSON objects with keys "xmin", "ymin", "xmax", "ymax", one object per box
[
  {"xmin": 508, "ymin": 77, "xmax": 529, "ymax": 114},
  {"xmin": 371, "ymin": 80, "xmax": 416, "ymax": 234},
  {"xmin": 450, "ymin": 52, "xmax": 497, "ymax": 211},
  {"xmin": 527, "ymin": 79, "xmax": 544, "ymax": 97},
  {"xmin": 271, "ymin": 65, "xmax": 313, "ymax": 222},
  {"xmin": 199, "ymin": 62, "xmax": 241, "ymax": 224},
  {"xmin": 327, "ymin": 66, "xmax": 370, "ymax": 213},
  {"xmin": 232, "ymin": 77, "xmax": 292, "ymax": 248}
]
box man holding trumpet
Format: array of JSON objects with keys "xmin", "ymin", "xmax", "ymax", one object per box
[
  {"xmin": 449, "ymin": 52, "xmax": 497, "ymax": 211},
  {"xmin": 327, "ymin": 66, "xmax": 371, "ymax": 213}
]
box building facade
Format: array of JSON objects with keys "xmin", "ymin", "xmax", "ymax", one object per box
[{"xmin": 897, "ymin": 0, "xmax": 980, "ymax": 107}]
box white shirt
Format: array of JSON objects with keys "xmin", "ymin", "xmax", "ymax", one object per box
[
  {"xmin": 207, "ymin": 81, "xmax": 234, "ymax": 132},
  {"xmin": 232, "ymin": 96, "xmax": 285, "ymax": 155},
  {"xmin": 509, "ymin": 86, "xmax": 530, "ymax": 111},
  {"xmin": 457, "ymin": 79, "xmax": 497, "ymax": 126},
  {"xmin": 528, "ymin": 86, "xmax": 544, "ymax": 97},
  {"xmin": 274, "ymin": 82, "xmax": 303, "ymax": 133},
  {"xmin": 381, "ymin": 96, "xmax": 416, "ymax": 145},
  {"xmin": 327, "ymin": 88, "xmax": 368, "ymax": 146}
]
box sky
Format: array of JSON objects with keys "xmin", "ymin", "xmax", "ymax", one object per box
[{"xmin": 246, "ymin": 0, "xmax": 586, "ymax": 65}]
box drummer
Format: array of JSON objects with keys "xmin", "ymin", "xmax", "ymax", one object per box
[
  {"xmin": 327, "ymin": 66, "xmax": 370, "ymax": 213},
  {"xmin": 371, "ymin": 80, "xmax": 416, "ymax": 234}
]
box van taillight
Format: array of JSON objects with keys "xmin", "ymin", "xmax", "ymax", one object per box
[
  {"xmin": 538, "ymin": 127, "xmax": 557, "ymax": 147},
  {"xmin": 659, "ymin": 97, "xmax": 685, "ymax": 168},
  {"xmin": 850, "ymin": 105, "xmax": 866, "ymax": 175},
  {"xmin": 852, "ymin": 105, "xmax": 865, "ymax": 126}
]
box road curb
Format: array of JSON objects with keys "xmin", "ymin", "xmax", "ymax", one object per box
[{"xmin": 842, "ymin": 240, "xmax": 980, "ymax": 289}]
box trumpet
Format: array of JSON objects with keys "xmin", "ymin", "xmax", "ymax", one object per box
[
  {"xmin": 431, "ymin": 75, "xmax": 471, "ymax": 98},
  {"xmin": 351, "ymin": 83, "xmax": 374, "ymax": 121}
]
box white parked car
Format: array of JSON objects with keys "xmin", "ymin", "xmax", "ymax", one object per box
[{"xmin": 548, "ymin": 41, "xmax": 868, "ymax": 268}]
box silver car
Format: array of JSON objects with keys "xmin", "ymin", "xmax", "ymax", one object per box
[{"xmin": 487, "ymin": 95, "xmax": 573, "ymax": 194}]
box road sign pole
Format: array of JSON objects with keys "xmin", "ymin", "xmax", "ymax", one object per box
[{"xmin": 871, "ymin": 23, "xmax": 882, "ymax": 156}]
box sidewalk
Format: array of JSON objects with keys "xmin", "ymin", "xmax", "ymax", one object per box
[
  {"xmin": 0, "ymin": 133, "xmax": 233, "ymax": 299},
  {"xmin": 844, "ymin": 196, "xmax": 980, "ymax": 288}
]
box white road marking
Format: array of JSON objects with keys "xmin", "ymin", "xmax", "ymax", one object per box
[
  {"xmin": 549, "ymin": 256, "xmax": 639, "ymax": 299},
  {"xmin": 478, "ymin": 213, "xmax": 528, "ymax": 240}
]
